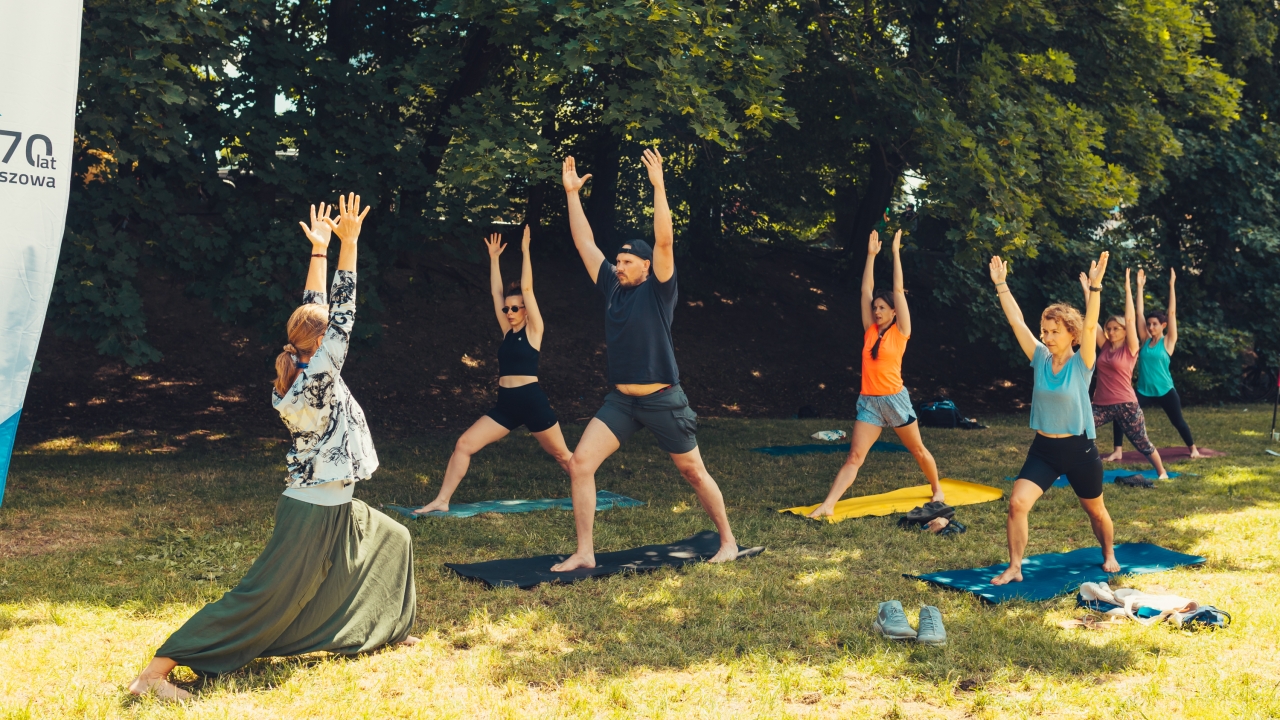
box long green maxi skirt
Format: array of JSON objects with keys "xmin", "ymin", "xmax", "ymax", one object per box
[{"xmin": 156, "ymin": 496, "xmax": 417, "ymax": 674}]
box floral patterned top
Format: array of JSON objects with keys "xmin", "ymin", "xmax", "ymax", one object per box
[{"xmin": 272, "ymin": 270, "xmax": 378, "ymax": 488}]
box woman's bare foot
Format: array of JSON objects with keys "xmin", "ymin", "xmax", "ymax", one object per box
[
  {"xmin": 128, "ymin": 674, "xmax": 190, "ymax": 702},
  {"xmin": 1103, "ymin": 449, "xmax": 1124, "ymax": 462},
  {"xmin": 1158, "ymin": 473, "xmax": 1169, "ymax": 480},
  {"xmin": 931, "ymin": 490, "xmax": 945, "ymax": 503},
  {"xmin": 807, "ymin": 504, "xmax": 835, "ymax": 520},
  {"xmin": 1189, "ymin": 446, "xmax": 1203, "ymax": 459},
  {"xmin": 412, "ymin": 499, "xmax": 449, "ymax": 515},
  {"xmin": 707, "ymin": 542, "xmax": 740, "ymax": 563},
  {"xmin": 991, "ymin": 565, "xmax": 1023, "ymax": 585},
  {"xmin": 396, "ymin": 635, "xmax": 421, "ymax": 647},
  {"xmin": 550, "ymin": 553, "xmax": 595, "ymax": 572},
  {"xmin": 1102, "ymin": 555, "xmax": 1121, "ymax": 573}
]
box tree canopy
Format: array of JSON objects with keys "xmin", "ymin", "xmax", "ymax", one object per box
[{"xmin": 58, "ymin": 0, "xmax": 1278, "ymax": 396}]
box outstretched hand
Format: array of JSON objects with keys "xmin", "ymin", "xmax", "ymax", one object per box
[
  {"xmin": 989, "ymin": 256, "xmax": 1008, "ymax": 284},
  {"xmin": 484, "ymin": 233, "xmax": 506, "ymax": 259},
  {"xmin": 298, "ymin": 202, "xmax": 334, "ymax": 250},
  {"xmin": 1078, "ymin": 271, "xmax": 1089, "ymax": 295},
  {"xmin": 324, "ymin": 192, "xmax": 371, "ymax": 244},
  {"xmin": 640, "ymin": 148, "xmax": 664, "ymax": 188},
  {"xmin": 867, "ymin": 230, "xmax": 882, "ymax": 256},
  {"xmin": 1137, "ymin": 268, "xmax": 1146, "ymax": 289},
  {"xmin": 891, "ymin": 229, "xmax": 902, "ymax": 253},
  {"xmin": 1087, "ymin": 251, "xmax": 1110, "ymax": 286},
  {"xmin": 562, "ymin": 156, "xmax": 592, "ymax": 193},
  {"xmin": 1169, "ymin": 267, "xmax": 1177, "ymax": 285},
  {"xmin": 521, "ymin": 224, "xmax": 531, "ymax": 253}
]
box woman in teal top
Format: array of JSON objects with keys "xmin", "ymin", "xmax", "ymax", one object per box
[
  {"xmin": 988, "ymin": 251, "xmax": 1119, "ymax": 586},
  {"xmin": 1108, "ymin": 268, "xmax": 1200, "ymax": 458}
]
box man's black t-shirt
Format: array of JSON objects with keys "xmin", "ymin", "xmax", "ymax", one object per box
[{"xmin": 595, "ymin": 258, "xmax": 680, "ymax": 385}]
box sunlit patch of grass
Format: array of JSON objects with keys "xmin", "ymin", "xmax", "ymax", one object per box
[{"xmin": 1, "ymin": 406, "xmax": 1278, "ymax": 717}]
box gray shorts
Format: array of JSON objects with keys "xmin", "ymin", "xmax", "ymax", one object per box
[
  {"xmin": 595, "ymin": 384, "xmax": 698, "ymax": 455},
  {"xmin": 856, "ymin": 387, "xmax": 917, "ymax": 428}
]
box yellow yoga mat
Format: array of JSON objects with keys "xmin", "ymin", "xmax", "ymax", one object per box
[{"xmin": 779, "ymin": 479, "xmax": 1004, "ymax": 524}]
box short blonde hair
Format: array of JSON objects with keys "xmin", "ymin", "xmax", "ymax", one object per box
[
  {"xmin": 1041, "ymin": 303, "xmax": 1083, "ymax": 343},
  {"xmin": 1104, "ymin": 314, "xmax": 1125, "ymax": 330}
]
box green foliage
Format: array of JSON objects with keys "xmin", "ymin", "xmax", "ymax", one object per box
[{"xmin": 57, "ymin": 0, "xmax": 1277, "ymax": 395}]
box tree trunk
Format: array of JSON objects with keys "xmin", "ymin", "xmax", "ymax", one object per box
[
  {"xmin": 326, "ymin": 0, "xmax": 358, "ymax": 63},
  {"xmin": 586, "ymin": 130, "xmax": 621, "ymax": 249},
  {"xmin": 843, "ymin": 141, "xmax": 901, "ymax": 255},
  {"xmin": 418, "ymin": 26, "xmax": 497, "ymax": 177}
]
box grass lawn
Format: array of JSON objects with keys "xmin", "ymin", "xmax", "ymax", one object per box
[{"xmin": 2, "ymin": 406, "xmax": 1278, "ymax": 718}]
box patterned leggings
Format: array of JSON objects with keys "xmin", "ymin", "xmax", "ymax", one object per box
[{"xmin": 1093, "ymin": 402, "xmax": 1155, "ymax": 455}]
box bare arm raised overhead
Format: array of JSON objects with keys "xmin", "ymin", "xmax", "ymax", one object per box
[
  {"xmin": 297, "ymin": 201, "xmax": 334, "ymax": 297},
  {"xmin": 485, "ymin": 232, "xmax": 511, "ymax": 334},
  {"xmin": 1080, "ymin": 271, "xmax": 1105, "ymax": 349},
  {"xmin": 1123, "ymin": 268, "xmax": 1139, "ymax": 354},
  {"xmin": 1165, "ymin": 268, "xmax": 1179, "ymax": 354},
  {"xmin": 861, "ymin": 231, "xmax": 881, "ymax": 331},
  {"xmin": 1136, "ymin": 269, "xmax": 1149, "ymax": 342},
  {"xmin": 890, "ymin": 230, "xmax": 911, "ymax": 337},
  {"xmin": 562, "ymin": 156, "xmax": 605, "ymax": 283},
  {"xmin": 989, "ymin": 256, "xmax": 1038, "ymax": 362},
  {"xmin": 641, "ymin": 148, "xmax": 675, "ymax": 282},
  {"xmin": 1079, "ymin": 251, "xmax": 1110, "ymax": 369},
  {"xmin": 519, "ymin": 225, "xmax": 546, "ymax": 349}
]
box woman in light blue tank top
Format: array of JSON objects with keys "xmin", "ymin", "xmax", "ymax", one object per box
[
  {"xmin": 1116, "ymin": 269, "xmax": 1201, "ymax": 456},
  {"xmin": 988, "ymin": 251, "xmax": 1120, "ymax": 587}
]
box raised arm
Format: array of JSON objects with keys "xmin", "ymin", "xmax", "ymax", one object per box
[
  {"xmin": 1123, "ymin": 268, "xmax": 1139, "ymax": 354},
  {"xmin": 890, "ymin": 230, "xmax": 911, "ymax": 337},
  {"xmin": 1080, "ymin": 271, "xmax": 1105, "ymax": 348},
  {"xmin": 1165, "ymin": 268, "xmax": 1178, "ymax": 354},
  {"xmin": 641, "ymin": 148, "xmax": 675, "ymax": 282},
  {"xmin": 562, "ymin": 156, "xmax": 605, "ymax": 283},
  {"xmin": 297, "ymin": 201, "xmax": 333, "ymax": 300},
  {"xmin": 312, "ymin": 192, "xmax": 370, "ymax": 374},
  {"xmin": 861, "ymin": 231, "xmax": 881, "ymax": 331},
  {"xmin": 1079, "ymin": 251, "xmax": 1110, "ymax": 369},
  {"xmin": 990, "ymin": 257, "xmax": 1038, "ymax": 361},
  {"xmin": 485, "ymin": 233, "xmax": 511, "ymax": 334},
  {"xmin": 1135, "ymin": 269, "xmax": 1148, "ymax": 341},
  {"xmin": 519, "ymin": 225, "xmax": 545, "ymax": 346}
]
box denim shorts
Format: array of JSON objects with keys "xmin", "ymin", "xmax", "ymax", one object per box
[
  {"xmin": 595, "ymin": 384, "xmax": 698, "ymax": 454},
  {"xmin": 855, "ymin": 387, "xmax": 917, "ymax": 428}
]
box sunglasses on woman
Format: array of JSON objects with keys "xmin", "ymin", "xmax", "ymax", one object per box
[{"xmin": 502, "ymin": 305, "xmax": 525, "ymax": 313}]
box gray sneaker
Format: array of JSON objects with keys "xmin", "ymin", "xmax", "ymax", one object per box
[
  {"xmin": 873, "ymin": 600, "xmax": 918, "ymax": 640},
  {"xmin": 916, "ymin": 605, "xmax": 947, "ymax": 646}
]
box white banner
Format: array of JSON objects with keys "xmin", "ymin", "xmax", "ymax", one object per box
[{"xmin": 0, "ymin": 1, "xmax": 83, "ymax": 506}]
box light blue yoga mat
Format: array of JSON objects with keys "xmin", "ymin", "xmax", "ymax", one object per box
[
  {"xmin": 907, "ymin": 543, "xmax": 1206, "ymax": 604},
  {"xmin": 1003, "ymin": 469, "xmax": 1181, "ymax": 488},
  {"xmin": 384, "ymin": 490, "xmax": 644, "ymax": 519},
  {"xmin": 753, "ymin": 440, "xmax": 909, "ymax": 457}
]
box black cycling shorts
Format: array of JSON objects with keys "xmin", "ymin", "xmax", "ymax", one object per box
[
  {"xmin": 485, "ymin": 382, "xmax": 558, "ymax": 433},
  {"xmin": 1017, "ymin": 433, "xmax": 1104, "ymax": 499}
]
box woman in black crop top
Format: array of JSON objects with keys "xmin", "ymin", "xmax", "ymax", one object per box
[{"xmin": 412, "ymin": 226, "xmax": 571, "ymax": 514}]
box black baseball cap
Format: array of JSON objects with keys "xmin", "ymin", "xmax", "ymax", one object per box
[{"xmin": 617, "ymin": 239, "xmax": 653, "ymax": 262}]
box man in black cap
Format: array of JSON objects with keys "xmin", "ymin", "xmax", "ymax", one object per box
[{"xmin": 552, "ymin": 148, "xmax": 739, "ymax": 572}]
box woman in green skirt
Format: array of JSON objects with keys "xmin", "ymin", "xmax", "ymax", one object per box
[{"xmin": 128, "ymin": 195, "xmax": 418, "ymax": 701}]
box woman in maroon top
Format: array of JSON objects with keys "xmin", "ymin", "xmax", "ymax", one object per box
[{"xmin": 1081, "ymin": 268, "xmax": 1168, "ymax": 478}]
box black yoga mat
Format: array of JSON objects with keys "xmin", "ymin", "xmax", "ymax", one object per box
[{"xmin": 445, "ymin": 531, "xmax": 765, "ymax": 589}]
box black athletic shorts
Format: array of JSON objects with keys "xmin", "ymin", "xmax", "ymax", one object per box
[
  {"xmin": 485, "ymin": 382, "xmax": 558, "ymax": 433},
  {"xmin": 1017, "ymin": 433, "xmax": 1104, "ymax": 499}
]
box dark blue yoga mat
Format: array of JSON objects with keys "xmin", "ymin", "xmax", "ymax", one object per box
[
  {"xmin": 753, "ymin": 440, "xmax": 908, "ymax": 457},
  {"xmin": 383, "ymin": 490, "xmax": 643, "ymax": 519},
  {"xmin": 1002, "ymin": 469, "xmax": 1181, "ymax": 488},
  {"xmin": 907, "ymin": 543, "xmax": 1205, "ymax": 604}
]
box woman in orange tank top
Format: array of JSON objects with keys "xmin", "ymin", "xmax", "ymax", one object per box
[{"xmin": 808, "ymin": 229, "xmax": 943, "ymax": 519}]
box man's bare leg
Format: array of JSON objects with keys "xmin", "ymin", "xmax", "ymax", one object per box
[
  {"xmin": 413, "ymin": 416, "xmax": 509, "ymax": 515},
  {"xmin": 1080, "ymin": 494, "xmax": 1120, "ymax": 572},
  {"xmin": 992, "ymin": 479, "xmax": 1043, "ymax": 585},
  {"xmin": 808, "ymin": 421, "xmax": 884, "ymax": 518},
  {"xmin": 128, "ymin": 657, "xmax": 190, "ymax": 702},
  {"xmin": 550, "ymin": 419, "xmax": 620, "ymax": 572},
  {"xmin": 670, "ymin": 446, "xmax": 738, "ymax": 562}
]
